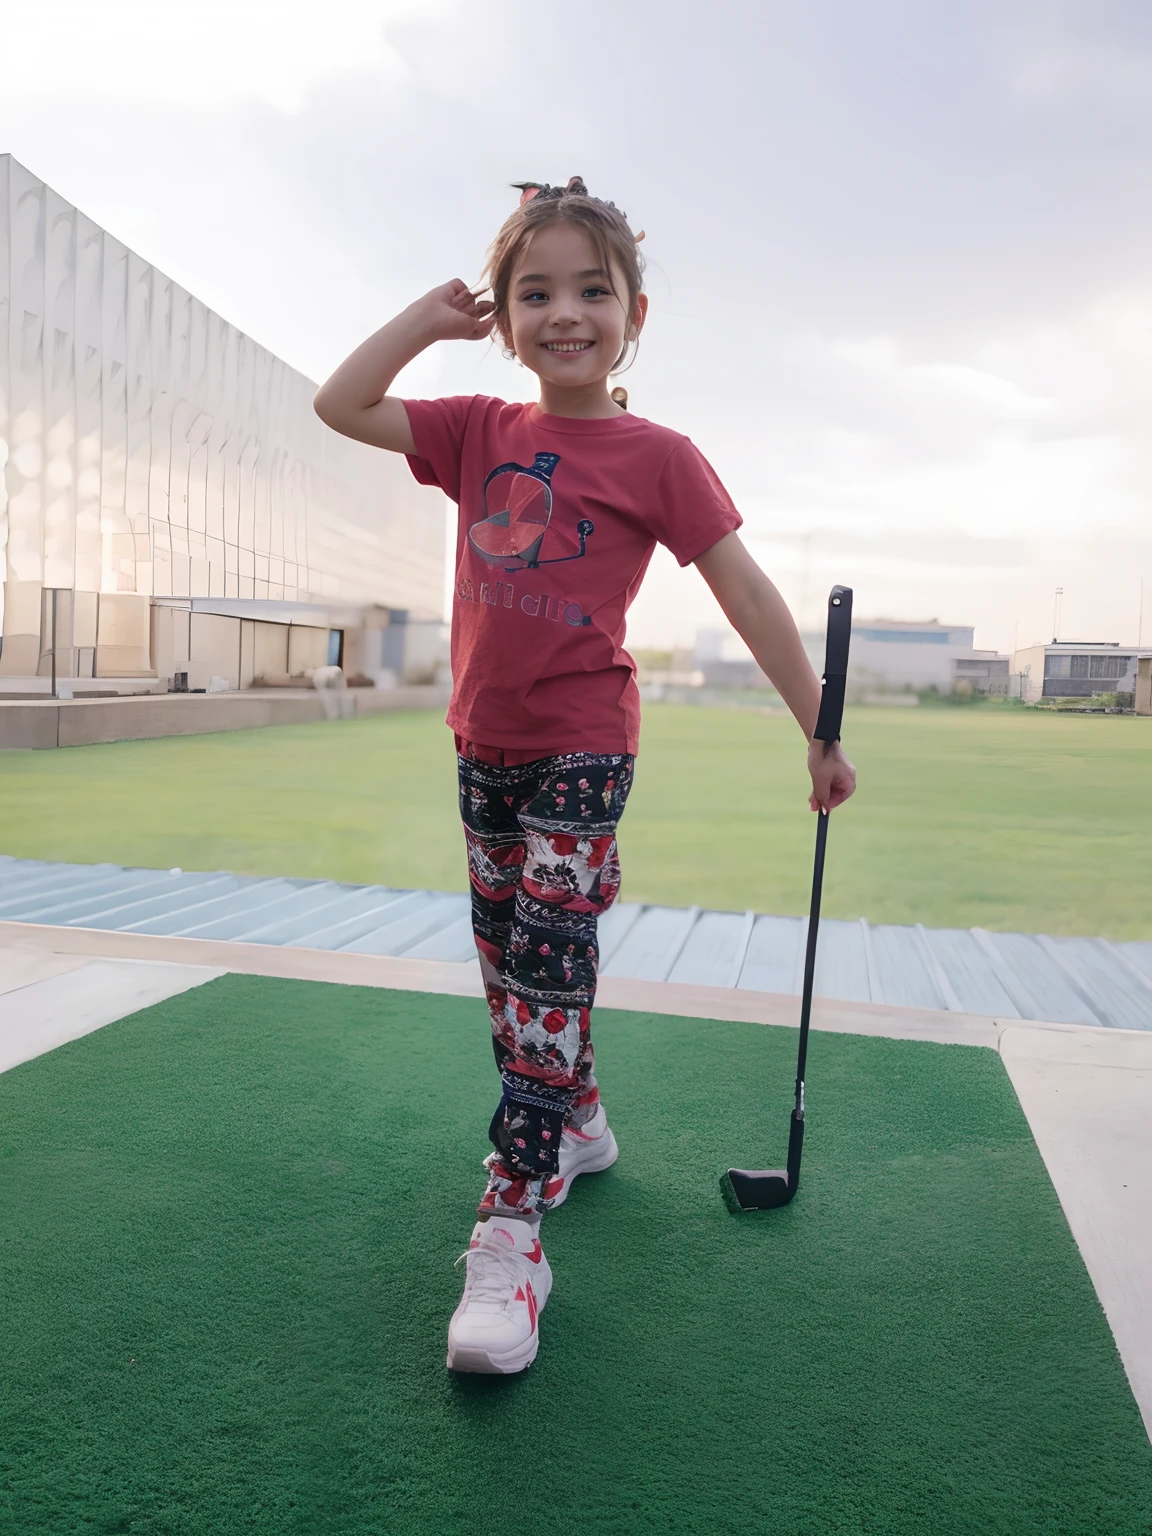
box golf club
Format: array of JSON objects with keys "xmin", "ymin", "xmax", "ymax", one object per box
[{"xmin": 721, "ymin": 583, "xmax": 853, "ymax": 1212}]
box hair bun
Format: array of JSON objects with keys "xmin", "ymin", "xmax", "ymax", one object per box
[{"xmin": 511, "ymin": 176, "xmax": 631, "ymax": 216}]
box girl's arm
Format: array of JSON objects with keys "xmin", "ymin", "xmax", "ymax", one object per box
[
  {"xmin": 695, "ymin": 531, "xmax": 857, "ymax": 813},
  {"xmin": 313, "ymin": 280, "xmax": 494, "ymax": 452}
]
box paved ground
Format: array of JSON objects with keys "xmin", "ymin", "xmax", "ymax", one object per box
[{"xmin": 0, "ymin": 943, "xmax": 222, "ymax": 1074}]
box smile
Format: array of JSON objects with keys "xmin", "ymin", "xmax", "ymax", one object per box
[{"xmin": 543, "ymin": 340, "xmax": 594, "ymax": 353}]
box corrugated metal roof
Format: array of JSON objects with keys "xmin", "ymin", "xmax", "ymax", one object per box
[{"xmin": 1, "ymin": 855, "xmax": 1149, "ymax": 1030}]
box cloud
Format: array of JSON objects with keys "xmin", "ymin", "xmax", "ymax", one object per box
[
  {"xmin": 1006, "ymin": 28, "xmax": 1152, "ymax": 113},
  {"xmin": 749, "ymin": 530, "xmax": 1033, "ymax": 570},
  {"xmin": 2, "ymin": 0, "xmax": 448, "ymax": 112},
  {"xmin": 3, "ymin": 0, "xmax": 1151, "ymax": 657}
]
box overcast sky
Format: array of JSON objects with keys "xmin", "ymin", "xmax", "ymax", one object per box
[{"xmin": 5, "ymin": 0, "xmax": 1151, "ymax": 652}]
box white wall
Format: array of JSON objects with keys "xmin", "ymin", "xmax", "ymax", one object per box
[
  {"xmin": 95, "ymin": 594, "xmax": 152, "ymax": 677},
  {"xmin": 187, "ymin": 612, "xmax": 241, "ymax": 690},
  {"xmin": 847, "ymin": 637, "xmax": 957, "ymax": 691}
]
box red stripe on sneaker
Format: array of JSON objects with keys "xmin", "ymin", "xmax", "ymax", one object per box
[
  {"xmin": 526, "ymin": 1240, "xmax": 544, "ymax": 1264},
  {"xmin": 526, "ymin": 1284, "xmax": 538, "ymax": 1329}
]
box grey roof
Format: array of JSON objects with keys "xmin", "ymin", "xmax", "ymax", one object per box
[{"xmin": 1, "ymin": 855, "xmax": 1149, "ymax": 1031}]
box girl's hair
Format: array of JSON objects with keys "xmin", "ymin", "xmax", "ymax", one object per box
[{"xmin": 482, "ymin": 176, "xmax": 646, "ymax": 375}]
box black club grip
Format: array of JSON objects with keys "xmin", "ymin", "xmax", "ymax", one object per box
[{"xmin": 813, "ymin": 585, "xmax": 853, "ymax": 744}]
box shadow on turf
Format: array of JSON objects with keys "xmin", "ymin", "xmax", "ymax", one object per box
[
  {"xmin": 448, "ymin": 1371, "xmax": 532, "ymax": 1403},
  {"xmin": 445, "ymin": 1162, "xmax": 787, "ymax": 1409},
  {"xmin": 443, "ymin": 1170, "xmax": 626, "ymax": 1404}
]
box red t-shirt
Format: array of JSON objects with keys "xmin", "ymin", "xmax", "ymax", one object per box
[{"xmin": 404, "ymin": 396, "xmax": 742, "ymax": 755}]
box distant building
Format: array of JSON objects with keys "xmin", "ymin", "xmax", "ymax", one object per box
[
  {"xmin": 952, "ymin": 654, "xmax": 1010, "ymax": 696},
  {"xmin": 838, "ymin": 618, "xmax": 1007, "ymax": 694},
  {"xmin": 693, "ymin": 627, "xmax": 767, "ymax": 690},
  {"xmin": 1012, "ymin": 642, "xmax": 1152, "ymax": 704},
  {"xmin": 0, "ymin": 155, "xmax": 444, "ymax": 694},
  {"xmin": 693, "ymin": 618, "xmax": 1007, "ymax": 696}
]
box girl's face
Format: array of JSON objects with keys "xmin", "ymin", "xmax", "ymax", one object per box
[{"xmin": 504, "ymin": 222, "xmax": 646, "ymax": 394}]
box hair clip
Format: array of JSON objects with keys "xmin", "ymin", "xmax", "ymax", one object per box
[
  {"xmin": 512, "ymin": 181, "xmax": 547, "ymax": 206},
  {"xmin": 510, "ymin": 176, "xmax": 635, "ymax": 227}
]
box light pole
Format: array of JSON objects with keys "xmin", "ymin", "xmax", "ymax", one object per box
[{"xmin": 1052, "ymin": 586, "xmax": 1063, "ymax": 643}]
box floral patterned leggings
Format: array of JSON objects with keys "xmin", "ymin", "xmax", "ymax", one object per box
[{"xmin": 457, "ymin": 742, "xmax": 635, "ymax": 1218}]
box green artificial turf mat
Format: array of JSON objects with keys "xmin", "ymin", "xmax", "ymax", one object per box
[{"xmin": 1, "ymin": 976, "xmax": 1149, "ymax": 1536}]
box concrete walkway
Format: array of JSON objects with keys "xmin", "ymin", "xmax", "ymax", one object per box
[
  {"xmin": 2, "ymin": 854, "xmax": 1150, "ymax": 1029},
  {"xmin": 999, "ymin": 1025, "xmax": 1152, "ymax": 1441},
  {"xmin": 0, "ymin": 941, "xmax": 222, "ymax": 1074},
  {"xmin": 1, "ymin": 927, "xmax": 1147, "ymax": 1444}
]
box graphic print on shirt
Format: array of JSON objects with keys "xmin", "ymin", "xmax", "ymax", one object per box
[{"xmin": 468, "ymin": 451, "xmax": 594, "ymax": 572}]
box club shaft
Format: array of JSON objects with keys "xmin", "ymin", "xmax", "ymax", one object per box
[{"xmin": 794, "ymin": 809, "xmax": 829, "ymax": 1096}]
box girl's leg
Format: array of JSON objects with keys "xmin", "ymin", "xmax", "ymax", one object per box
[
  {"xmin": 479, "ymin": 753, "xmax": 634, "ymax": 1218},
  {"xmin": 457, "ymin": 748, "xmax": 527, "ymax": 995}
]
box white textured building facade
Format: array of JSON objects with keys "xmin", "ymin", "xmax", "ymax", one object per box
[{"xmin": 0, "ymin": 155, "xmax": 444, "ymax": 683}]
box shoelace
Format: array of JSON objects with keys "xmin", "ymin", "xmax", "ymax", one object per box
[{"xmin": 454, "ymin": 1242, "xmax": 531, "ymax": 1310}]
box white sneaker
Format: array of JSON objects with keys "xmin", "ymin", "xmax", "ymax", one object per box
[
  {"xmin": 543, "ymin": 1104, "xmax": 619, "ymax": 1210},
  {"xmin": 446, "ymin": 1218, "xmax": 552, "ymax": 1375}
]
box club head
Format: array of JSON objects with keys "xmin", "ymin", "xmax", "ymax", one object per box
[{"xmin": 721, "ymin": 1168, "xmax": 795, "ymax": 1212}]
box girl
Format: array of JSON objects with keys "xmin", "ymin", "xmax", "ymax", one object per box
[{"xmin": 314, "ymin": 176, "xmax": 856, "ymax": 1375}]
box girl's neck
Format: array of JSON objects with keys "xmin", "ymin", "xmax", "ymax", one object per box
[{"xmin": 535, "ymin": 378, "xmax": 626, "ymax": 420}]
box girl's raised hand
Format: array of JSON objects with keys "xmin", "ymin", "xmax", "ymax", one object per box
[
  {"xmin": 807, "ymin": 739, "xmax": 856, "ymax": 815},
  {"xmin": 412, "ymin": 279, "xmax": 496, "ymax": 343}
]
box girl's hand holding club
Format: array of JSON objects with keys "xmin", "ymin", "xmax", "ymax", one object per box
[{"xmin": 808, "ymin": 739, "xmax": 856, "ymax": 814}]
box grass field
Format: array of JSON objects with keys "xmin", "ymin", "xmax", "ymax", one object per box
[
  {"xmin": 2, "ymin": 976, "xmax": 1149, "ymax": 1534},
  {"xmin": 0, "ymin": 703, "xmax": 1149, "ymax": 938}
]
